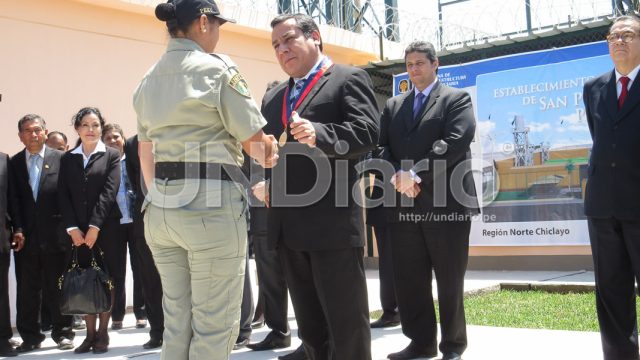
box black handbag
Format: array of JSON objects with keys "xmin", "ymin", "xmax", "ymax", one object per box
[{"xmin": 58, "ymin": 246, "xmax": 113, "ymax": 315}]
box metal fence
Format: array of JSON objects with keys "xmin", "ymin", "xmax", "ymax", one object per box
[
  {"xmin": 218, "ymin": 0, "xmax": 620, "ymax": 49},
  {"xmin": 130, "ymin": 0, "xmax": 624, "ymax": 51}
]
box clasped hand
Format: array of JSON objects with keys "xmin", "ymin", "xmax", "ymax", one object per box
[
  {"xmin": 391, "ymin": 170, "xmax": 421, "ymax": 198},
  {"xmin": 69, "ymin": 227, "xmax": 100, "ymax": 248},
  {"xmin": 257, "ymin": 135, "xmax": 279, "ymax": 168}
]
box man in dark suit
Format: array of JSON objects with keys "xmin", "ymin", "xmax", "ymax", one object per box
[
  {"xmin": 262, "ymin": 13, "xmax": 379, "ymax": 360},
  {"xmin": 10, "ymin": 114, "xmax": 74, "ymax": 352},
  {"xmin": 123, "ymin": 135, "xmax": 164, "ymax": 349},
  {"xmin": 378, "ymin": 41, "xmax": 478, "ymax": 360},
  {"xmin": 0, "ymin": 152, "xmax": 17, "ymax": 357},
  {"xmin": 583, "ymin": 15, "xmax": 640, "ymax": 360}
]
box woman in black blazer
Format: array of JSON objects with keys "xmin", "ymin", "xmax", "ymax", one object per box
[{"xmin": 58, "ymin": 107, "xmax": 121, "ymax": 354}]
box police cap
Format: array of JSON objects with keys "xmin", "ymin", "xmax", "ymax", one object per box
[{"xmin": 155, "ymin": 0, "xmax": 236, "ymax": 27}]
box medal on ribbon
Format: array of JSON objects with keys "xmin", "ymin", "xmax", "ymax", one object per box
[
  {"xmin": 278, "ymin": 131, "xmax": 288, "ymax": 147},
  {"xmin": 279, "ymin": 57, "xmax": 333, "ymax": 147}
]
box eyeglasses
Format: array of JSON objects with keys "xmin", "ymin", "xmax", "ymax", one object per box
[
  {"xmin": 606, "ymin": 31, "xmax": 637, "ymax": 44},
  {"xmin": 20, "ymin": 128, "xmax": 44, "ymax": 135}
]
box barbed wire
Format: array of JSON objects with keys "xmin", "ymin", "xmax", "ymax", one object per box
[{"xmin": 134, "ymin": 0, "xmax": 617, "ymax": 50}]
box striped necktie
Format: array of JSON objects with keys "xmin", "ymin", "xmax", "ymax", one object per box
[{"xmin": 289, "ymin": 80, "xmax": 304, "ymax": 110}]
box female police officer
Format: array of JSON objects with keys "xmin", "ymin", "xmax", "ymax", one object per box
[{"xmin": 133, "ymin": 1, "xmax": 278, "ymax": 359}]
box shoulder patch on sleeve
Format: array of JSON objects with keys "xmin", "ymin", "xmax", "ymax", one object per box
[{"xmin": 228, "ymin": 69, "xmax": 251, "ymax": 98}]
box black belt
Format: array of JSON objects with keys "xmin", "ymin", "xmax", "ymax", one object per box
[{"xmin": 155, "ymin": 162, "xmax": 239, "ymax": 181}]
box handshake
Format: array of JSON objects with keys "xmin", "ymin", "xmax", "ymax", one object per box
[
  {"xmin": 244, "ymin": 111, "xmax": 320, "ymax": 168},
  {"xmin": 243, "ymin": 129, "xmax": 279, "ymax": 169}
]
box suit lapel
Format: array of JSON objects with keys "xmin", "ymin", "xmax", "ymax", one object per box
[
  {"xmin": 14, "ymin": 151, "xmax": 29, "ymax": 188},
  {"xmin": 401, "ymin": 91, "xmax": 415, "ymax": 132},
  {"xmin": 295, "ymin": 67, "xmax": 331, "ymax": 116},
  {"xmin": 275, "ymin": 86, "xmax": 288, "ymax": 134},
  {"xmin": 601, "ymin": 71, "xmax": 618, "ymax": 123},
  {"xmin": 617, "ymin": 72, "xmax": 640, "ymax": 122},
  {"xmin": 37, "ymin": 147, "xmax": 53, "ymax": 194},
  {"xmin": 407, "ymin": 82, "xmax": 441, "ymax": 133},
  {"xmin": 86, "ymin": 151, "xmax": 105, "ymax": 170},
  {"xmin": 421, "ymin": 81, "xmax": 441, "ymax": 116}
]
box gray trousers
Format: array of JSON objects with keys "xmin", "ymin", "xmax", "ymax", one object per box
[{"xmin": 144, "ymin": 179, "xmax": 247, "ymax": 360}]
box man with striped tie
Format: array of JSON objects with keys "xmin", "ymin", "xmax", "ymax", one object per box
[{"xmin": 259, "ymin": 13, "xmax": 379, "ymax": 360}]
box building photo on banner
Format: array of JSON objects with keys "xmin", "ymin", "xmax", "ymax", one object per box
[{"xmin": 393, "ymin": 41, "xmax": 612, "ymax": 247}]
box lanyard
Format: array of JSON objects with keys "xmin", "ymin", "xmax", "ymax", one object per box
[{"xmin": 281, "ymin": 58, "xmax": 334, "ymax": 129}]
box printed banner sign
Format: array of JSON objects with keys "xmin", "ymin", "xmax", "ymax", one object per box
[{"xmin": 393, "ymin": 41, "xmax": 611, "ymax": 245}]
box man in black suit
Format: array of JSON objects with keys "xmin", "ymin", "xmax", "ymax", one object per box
[
  {"xmin": 0, "ymin": 152, "xmax": 17, "ymax": 357},
  {"xmin": 10, "ymin": 114, "xmax": 75, "ymax": 352},
  {"xmin": 378, "ymin": 41, "xmax": 478, "ymax": 360},
  {"xmin": 261, "ymin": 13, "xmax": 379, "ymax": 359},
  {"xmin": 583, "ymin": 15, "xmax": 640, "ymax": 360},
  {"xmin": 123, "ymin": 135, "xmax": 164, "ymax": 349}
]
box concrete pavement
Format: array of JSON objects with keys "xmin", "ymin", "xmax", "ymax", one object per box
[{"xmin": 10, "ymin": 268, "xmax": 603, "ymax": 360}]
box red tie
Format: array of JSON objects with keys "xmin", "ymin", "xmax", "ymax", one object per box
[{"xmin": 618, "ymin": 76, "xmax": 630, "ymax": 109}]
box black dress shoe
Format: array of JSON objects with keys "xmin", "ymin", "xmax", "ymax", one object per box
[
  {"xmin": 92, "ymin": 334, "xmax": 109, "ymax": 354},
  {"xmin": 278, "ymin": 345, "xmax": 308, "ymax": 360},
  {"xmin": 387, "ymin": 341, "xmax": 436, "ymax": 360},
  {"xmin": 246, "ymin": 330, "xmax": 291, "ymax": 351},
  {"xmin": 371, "ymin": 313, "xmax": 401, "ymax": 328},
  {"xmin": 233, "ymin": 337, "xmax": 250, "ymax": 350},
  {"xmin": 92, "ymin": 342, "xmax": 108, "ymax": 354},
  {"xmin": 74, "ymin": 338, "xmax": 94, "ymax": 354},
  {"xmin": 16, "ymin": 342, "xmax": 41, "ymax": 353},
  {"xmin": 0, "ymin": 341, "xmax": 17, "ymax": 357},
  {"xmin": 143, "ymin": 337, "xmax": 163, "ymax": 349},
  {"xmin": 442, "ymin": 352, "xmax": 462, "ymax": 360}
]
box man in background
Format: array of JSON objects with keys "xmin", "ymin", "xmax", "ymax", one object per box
[
  {"xmin": 45, "ymin": 131, "xmax": 69, "ymax": 152},
  {"xmin": 378, "ymin": 41, "xmax": 478, "ymax": 360},
  {"xmin": 583, "ymin": 15, "xmax": 640, "ymax": 360},
  {"xmin": 10, "ymin": 114, "xmax": 74, "ymax": 352},
  {"xmin": 123, "ymin": 134, "xmax": 164, "ymax": 349}
]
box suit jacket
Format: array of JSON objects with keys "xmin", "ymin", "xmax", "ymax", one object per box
[
  {"xmin": 378, "ymin": 81, "xmax": 479, "ymax": 221},
  {"xmin": 583, "ymin": 69, "xmax": 640, "ymax": 219},
  {"xmin": 261, "ymin": 63, "xmax": 379, "ymax": 251},
  {"xmin": 10, "ymin": 147, "xmax": 66, "ymax": 252},
  {"xmin": 58, "ymin": 146, "xmax": 121, "ymax": 232},
  {"xmin": 0, "ymin": 153, "xmax": 12, "ymax": 254}
]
